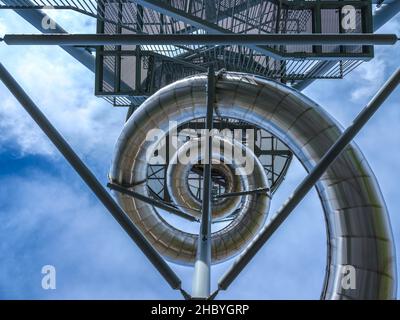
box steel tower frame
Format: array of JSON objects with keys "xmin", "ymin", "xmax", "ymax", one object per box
[{"xmin": 0, "ymin": 0, "xmax": 400, "ymax": 299}]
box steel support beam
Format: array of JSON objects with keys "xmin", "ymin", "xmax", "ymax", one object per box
[
  {"xmin": 0, "ymin": 62, "xmax": 186, "ymax": 295},
  {"xmin": 191, "ymin": 66, "xmax": 215, "ymax": 299},
  {"xmin": 205, "ymin": 0, "xmax": 217, "ymax": 23},
  {"xmin": 218, "ymin": 67, "xmax": 400, "ymax": 292},
  {"xmin": 2, "ymin": 33, "xmax": 398, "ymax": 46},
  {"xmin": 215, "ymin": 187, "xmax": 270, "ymax": 199},
  {"xmin": 107, "ymin": 182, "xmax": 199, "ymax": 222},
  {"xmin": 2, "ymin": 0, "xmax": 95, "ymax": 71}
]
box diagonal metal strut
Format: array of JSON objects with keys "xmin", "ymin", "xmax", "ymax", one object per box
[
  {"xmin": 0, "ymin": 62, "xmax": 188, "ymax": 298},
  {"xmin": 215, "ymin": 187, "xmax": 270, "ymax": 199},
  {"xmin": 107, "ymin": 182, "xmax": 200, "ymax": 222},
  {"xmin": 217, "ymin": 67, "xmax": 400, "ymax": 294}
]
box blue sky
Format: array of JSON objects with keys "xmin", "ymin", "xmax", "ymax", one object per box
[{"xmin": 0, "ymin": 9, "xmax": 399, "ymax": 299}]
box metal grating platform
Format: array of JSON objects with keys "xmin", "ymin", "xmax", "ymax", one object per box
[{"xmin": 1, "ymin": 0, "xmax": 373, "ymax": 107}]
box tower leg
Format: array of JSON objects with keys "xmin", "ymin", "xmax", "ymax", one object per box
[
  {"xmin": 0, "ymin": 62, "xmax": 185, "ymax": 296},
  {"xmin": 192, "ymin": 66, "xmax": 215, "ymax": 299}
]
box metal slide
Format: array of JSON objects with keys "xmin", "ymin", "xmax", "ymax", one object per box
[{"xmin": 110, "ymin": 71, "xmax": 396, "ymax": 299}]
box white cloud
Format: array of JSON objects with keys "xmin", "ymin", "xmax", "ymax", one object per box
[
  {"xmin": 0, "ymin": 49, "xmax": 126, "ymax": 161},
  {"xmin": 350, "ymin": 57, "xmax": 387, "ymax": 101},
  {"xmin": 0, "ymin": 11, "xmax": 126, "ymax": 163},
  {"xmin": 0, "ymin": 170, "xmax": 180, "ymax": 299},
  {"xmin": 41, "ymin": 8, "xmax": 97, "ymax": 33},
  {"xmin": 0, "ymin": 96, "xmax": 55, "ymax": 155},
  {"xmin": 0, "ymin": 17, "xmax": 7, "ymax": 37},
  {"xmin": 350, "ymin": 14, "xmax": 400, "ymax": 102},
  {"xmin": 376, "ymin": 10, "xmax": 400, "ymax": 34}
]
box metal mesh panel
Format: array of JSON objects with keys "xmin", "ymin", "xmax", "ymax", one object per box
[{"xmin": 0, "ymin": 0, "xmax": 374, "ymax": 107}]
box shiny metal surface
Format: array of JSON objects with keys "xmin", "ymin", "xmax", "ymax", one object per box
[
  {"xmin": 110, "ymin": 72, "xmax": 396, "ymax": 299},
  {"xmin": 167, "ymin": 136, "xmax": 255, "ymax": 219}
]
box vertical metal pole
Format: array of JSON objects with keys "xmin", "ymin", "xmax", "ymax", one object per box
[
  {"xmin": 95, "ymin": 0, "xmax": 105, "ymax": 95},
  {"xmin": 115, "ymin": 0, "xmax": 123, "ymax": 93},
  {"xmin": 192, "ymin": 66, "xmax": 215, "ymax": 299},
  {"xmin": 205, "ymin": 0, "xmax": 217, "ymax": 23},
  {"xmin": 135, "ymin": 5, "xmax": 144, "ymax": 93}
]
